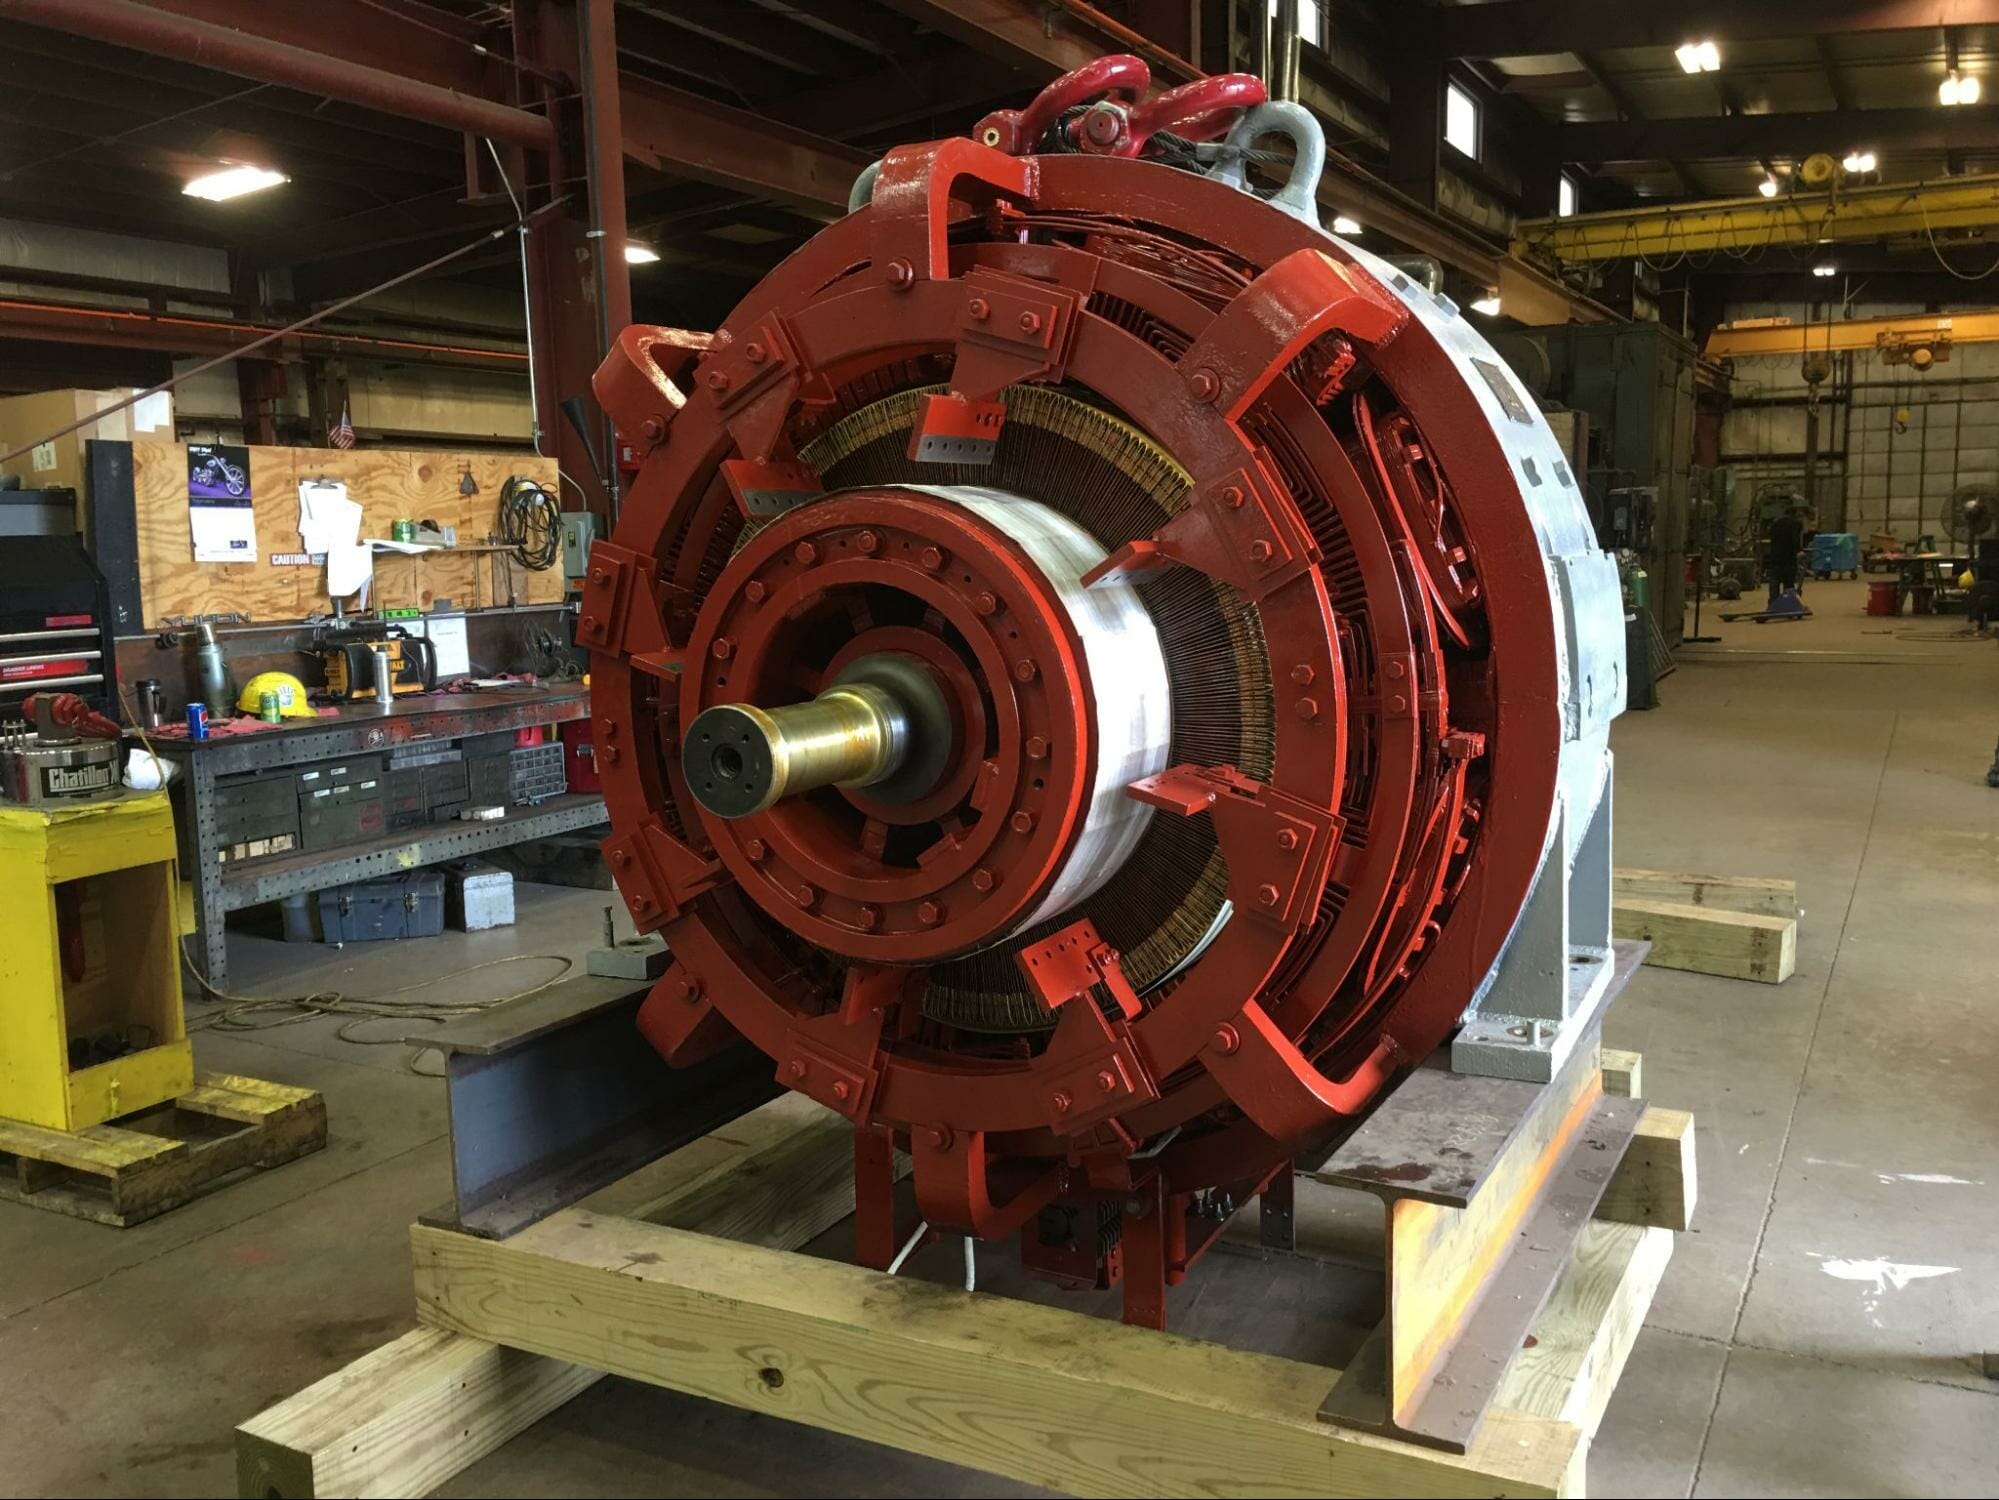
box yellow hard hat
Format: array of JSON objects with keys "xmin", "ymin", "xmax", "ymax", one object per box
[
  {"xmin": 1960, "ymin": 568, "xmax": 1977, "ymax": 589},
  {"xmin": 237, "ymin": 671, "xmax": 316, "ymax": 718}
]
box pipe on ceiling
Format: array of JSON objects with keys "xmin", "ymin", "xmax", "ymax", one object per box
[{"xmin": 0, "ymin": 0, "xmax": 556, "ymax": 153}]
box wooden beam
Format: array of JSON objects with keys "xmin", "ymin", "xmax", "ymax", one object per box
[
  {"xmin": 1613, "ymin": 868, "xmax": 1797, "ymax": 919},
  {"xmin": 1492, "ymin": 1220, "xmax": 1674, "ymax": 1436},
  {"xmin": 1596, "ymin": 1107, "xmax": 1698, "ymax": 1233},
  {"xmin": 1601, "ymin": 1048, "xmax": 1643, "ymax": 1099},
  {"xmin": 234, "ymin": 1096, "xmax": 862, "ymax": 1500},
  {"xmin": 236, "ymin": 1328, "xmax": 598, "ymax": 1500},
  {"xmin": 411, "ymin": 1214, "xmax": 1586, "ymax": 1498},
  {"xmin": 1612, "ymin": 898, "xmax": 1798, "ymax": 983}
]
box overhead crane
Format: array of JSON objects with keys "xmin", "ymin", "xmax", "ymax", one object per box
[{"xmin": 1515, "ymin": 172, "xmax": 1999, "ymax": 264}]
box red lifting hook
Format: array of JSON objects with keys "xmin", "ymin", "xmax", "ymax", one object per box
[{"xmin": 971, "ymin": 54, "xmax": 1267, "ymax": 160}]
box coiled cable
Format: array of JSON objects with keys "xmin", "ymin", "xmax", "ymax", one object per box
[{"xmin": 497, "ymin": 473, "xmax": 562, "ymax": 570}]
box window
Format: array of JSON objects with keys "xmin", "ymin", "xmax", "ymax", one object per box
[
  {"xmin": 1445, "ymin": 82, "xmax": 1479, "ymax": 159},
  {"xmin": 1558, "ymin": 174, "xmax": 1578, "ymax": 218},
  {"xmin": 1269, "ymin": 0, "xmax": 1326, "ymax": 49}
]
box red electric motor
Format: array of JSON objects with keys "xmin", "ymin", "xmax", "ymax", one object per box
[{"xmin": 585, "ymin": 58, "xmax": 1620, "ymax": 1328}]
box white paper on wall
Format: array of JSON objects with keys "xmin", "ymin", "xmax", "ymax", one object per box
[{"xmin": 190, "ymin": 501, "xmax": 257, "ymax": 563}]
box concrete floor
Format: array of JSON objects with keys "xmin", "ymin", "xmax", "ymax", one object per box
[{"xmin": 4, "ymin": 578, "xmax": 1996, "ymax": 1498}]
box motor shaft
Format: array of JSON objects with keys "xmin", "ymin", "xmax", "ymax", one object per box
[{"xmin": 684, "ymin": 680, "xmax": 909, "ymax": 818}]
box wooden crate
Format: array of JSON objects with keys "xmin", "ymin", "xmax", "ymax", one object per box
[
  {"xmin": 0, "ymin": 1071, "xmax": 326, "ymax": 1226},
  {"xmin": 238, "ymin": 1062, "xmax": 1695, "ymax": 1499}
]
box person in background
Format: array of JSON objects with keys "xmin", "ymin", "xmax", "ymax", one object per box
[{"xmin": 1766, "ymin": 506, "xmax": 1805, "ymax": 607}]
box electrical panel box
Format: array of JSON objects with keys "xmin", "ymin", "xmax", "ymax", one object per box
[{"xmin": 559, "ymin": 511, "xmax": 598, "ymax": 591}]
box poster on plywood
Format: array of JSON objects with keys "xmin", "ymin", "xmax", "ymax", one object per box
[{"xmin": 187, "ymin": 442, "xmax": 257, "ymax": 562}]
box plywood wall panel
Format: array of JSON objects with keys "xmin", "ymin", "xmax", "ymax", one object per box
[{"xmin": 130, "ymin": 441, "xmax": 562, "ymax": 626}]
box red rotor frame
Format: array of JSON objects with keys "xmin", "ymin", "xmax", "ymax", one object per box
[{"xmin": 587, "ymin": 78, "xmax": 1564, "ymax": 1325}]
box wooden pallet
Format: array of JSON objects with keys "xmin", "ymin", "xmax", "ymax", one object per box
[
  {"xmin": 0, "ymin": 1071, "xmax": 327, "ymax": 1226},
  {"xmin": 238, "ymin": 1057, "xmax": 1696, "ymax": 1499}
]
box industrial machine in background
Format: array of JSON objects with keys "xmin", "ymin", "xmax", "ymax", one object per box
[
  {"xmin": 586, "ymin": 59, "xmax": 1627, "ymax": 1336},
  {"xmin": 1505, "ymin": 320, "xmax": 1698, "ymax": 644}
]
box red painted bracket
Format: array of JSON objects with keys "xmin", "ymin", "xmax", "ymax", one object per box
[
  {"xmin": 779, "ymin": 1008, "xmax": 887, "ymax": 1122},
  {"xmin": 574, "ymin": 542, "xmax": 668, "ymax": 658},
  {"xmin": 1082, "ymin": 465, "xmax": 1317, "ymax": 602},
  {"xmin": 1200, "ymin": 1002, "xmax": 1401, "ymax": 1140},
  {"xmin": 603, "ymin": 818, "xmax": 729, "ymax": 931},
  {"xmin": 907, "ymin": 392, "xmax": 1005, "ymax": 465},
  {"xmin": 870, "ymin": 138, "xmax": 1036, "ymax": 285},
  {"xmin": 591, "ymin": 324, "xmax": 712, "ymax": 449},
  {"xmin": 909, "ymin": 1127, "xmax": 1064, "ymax": 1239},
  {"xmin": 949, "ymin": 268, "xmax": 1083, "ymax": 401},
  {"xmin": 722, "ymin": 457, "xmax": 823, "ymax": 518},
  {"xmin": 837, "ymin": 962, "xmax": 923, "ymax": 1027},
  {"xmin": 635, "ymin": 962, "xmax": 741, "ymax": 1068},
  {"xmin": 700, "ymin": 318, "xmax": 828, "ymax": 465},
  {"xmin": 1179, "ymin": 249, "xmax": 1408, "ymax": 422},
  {"xmin": 1016, "ymin": 918, "xmax": 1141, "ymax": 1019},
  {"xmin": 1016, "ymin": 921, "xmax": 1159, "ymax": 1138},
  {"xmin": 1127, "ymin": 764, "xmax": 1341, "ymax": 932}
]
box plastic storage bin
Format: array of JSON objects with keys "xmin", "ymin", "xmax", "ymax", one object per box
[
  {"xmin": 314, "ymin": 871, "xmax": 446, "ymax": 943},
  {"xmin": 1810, "ymin": 532, "xmax": 1861, "ymax": 577},
  {"xmin": 509, "ymin": 742, "xmax": 567, "ymax": 805}
]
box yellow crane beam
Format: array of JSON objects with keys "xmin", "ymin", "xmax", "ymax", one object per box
[
  {"xmin": 1514, "ymin": 173, "xmax": 1999, "ymax": 264},
  {"xmin": 1705, "ymin": 310, "xmax": 1999, "ymax": 360}
]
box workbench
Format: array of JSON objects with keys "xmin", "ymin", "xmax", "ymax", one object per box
[{"xmin": 149, "ymin": 686, "xmax": 605, "ymax": 990}]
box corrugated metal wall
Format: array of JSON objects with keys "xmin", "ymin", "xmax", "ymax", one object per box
[{"xmin": 1720, "ymin": 299, "xmax": 1999, "ymax": 539}]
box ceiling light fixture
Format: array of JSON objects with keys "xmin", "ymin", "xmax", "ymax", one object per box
[
  {"xmin": 1758, "ymin": 174, "xmax": 1780, "ymax": 198},
  {"xmin": 1941, "ymin": 72, "xmax": 1962, "ymax": 105},
  {"xmin": 1331, "ymin": 214, "xmax": 1362, "ymax": 235},
  {"xmin": 182, "ymin": 165, "xmax": 287, "ymax": 202},
  {"xmin": 1842, "ymin": 149, "xmax": 1877, "ymax": 173},
  {"xmin": 624, "ymin": 243, "xmax": 661, "ymax": 265},
  {"xmin": 1812, "ymin": 263, "xmax": 1837, "ymax": 277},
  {"xmin": 1963, "ymin": 74, "xmax": 1983, "ymax": 104},
  {"xmin": 1469, "ymin": 293, "xmax": 1502, "ymax": 316},
  {"xmin": 1675, "ymin": 39, "xmax": 1721, "ymax": 74}
]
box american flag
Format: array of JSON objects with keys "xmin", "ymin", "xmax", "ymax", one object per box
[{"xmin": 328, "ymin": 403, "xmax": 355, "ymax": 450}]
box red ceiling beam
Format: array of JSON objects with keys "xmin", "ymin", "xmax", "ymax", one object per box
[
  {"xmin": 108, "ymin": 0, "xmax": 494, "ymax": 92},
  {"xmin": 621, "ymin": 77, "xmax": 874, "ymax": 215},
  {"xmin": 1439, "ymin": 0, "xmax": 1999, "ymax": 60},
  {"xmin": 0, "ymin": 0, "xmax": 555, "ymax": 151},
  {"xmin": 4, "ymin": 0, "xmax": 874, "ymax": 214},
  {"xmin": 0, "ymin": 297, "xmax": 528, "ymax": 372}
]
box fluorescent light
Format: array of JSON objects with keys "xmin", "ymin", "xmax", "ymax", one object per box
[
  {"xmin": 1942, "ymin": 73, "xmax": 1961, "ymax": 105},
  {"xmin": 1812, "ymin": 263, "xmax": 1837, "ymax": 277},
  {"xmin": 1963, "ymin": 74, "xmax": 1982, "ymax": 104},
  {"xmin": 182, "ymin": 165, "xmax": 287, "ymax": 202},
  {"xmin": 1675, "ymin": 39, "xmax": 1720, "ymax": 73},
  {"xmin": 624, "ymin": 243, "xmax": 660, "ymax": 264},
  {"xmin": 1842, "ymin": 150, "xmax": 1877, "ymax": 173},
  {"xmin": 1470, "ymin": 294, "xmax": 1502, "ymax": 316},
  {"xmin": 1758, "ymin": 174, "xmax": 1780, "ymax": 198},
  {"xmin": 1331, "ymin": 214, "xmax": 1362, "ymax": 235}
]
